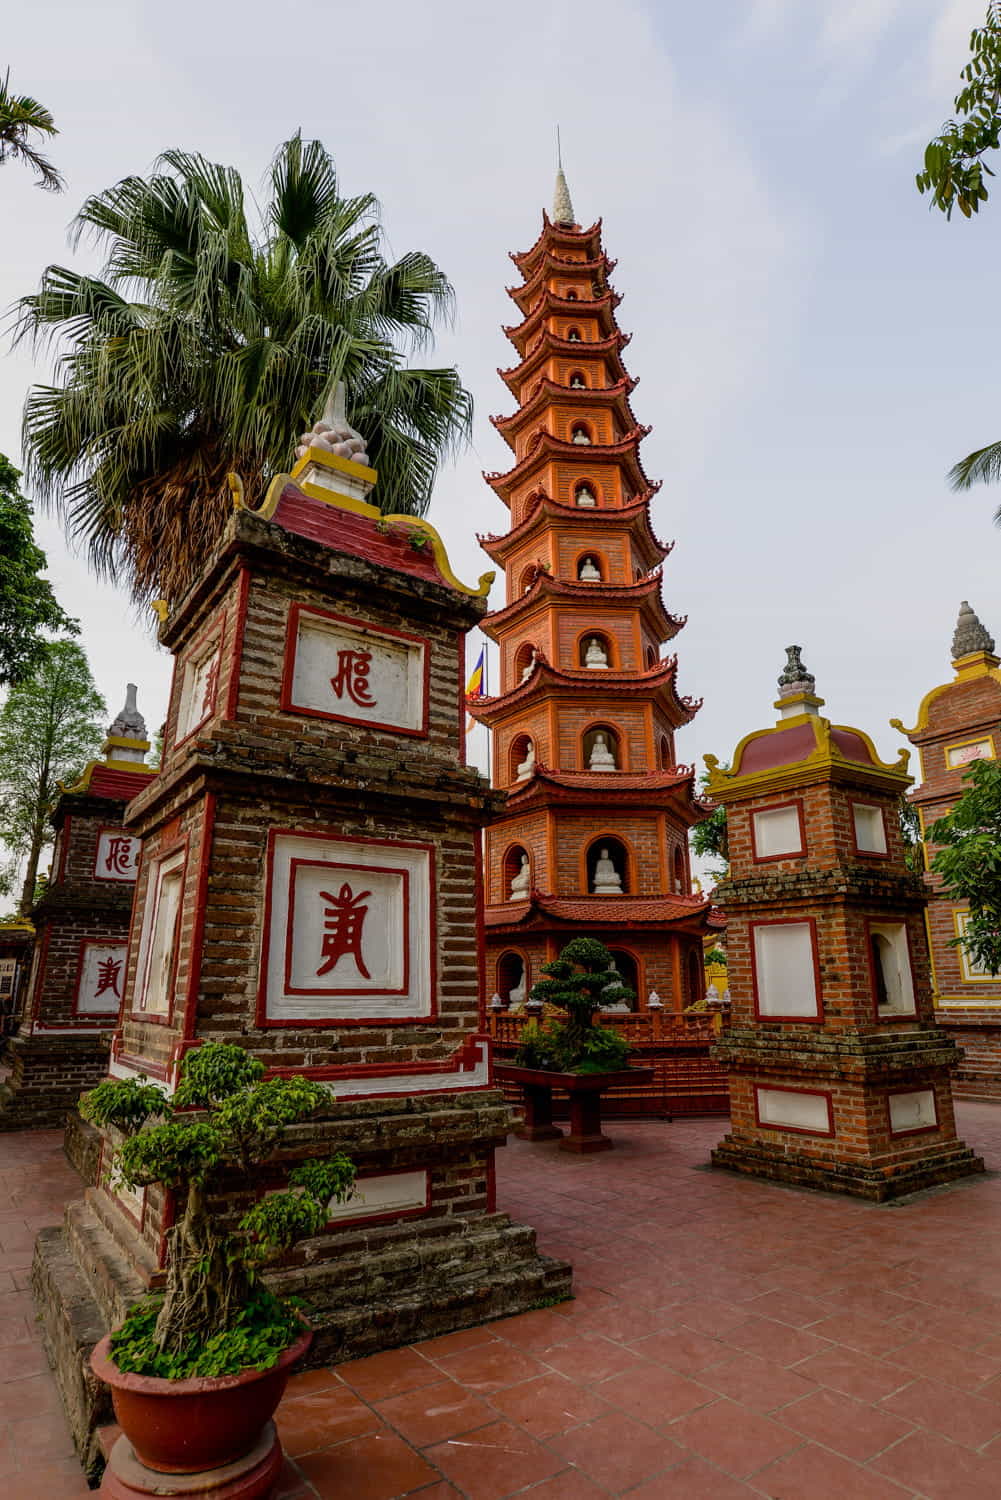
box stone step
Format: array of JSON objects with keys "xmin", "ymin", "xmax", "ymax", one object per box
[{"xmin": 62, "ymin": 1197, "xmax": 148, "ymax": 1331}]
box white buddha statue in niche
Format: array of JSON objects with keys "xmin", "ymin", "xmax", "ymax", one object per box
[
  {"xmin": 571, "ymin": 427, "xmax": 591, "ymax": 445},
  {"xmin": 519, "ymin": 649, "xmax": 537, "ymax": 682},
  {"xmin": 584, "ymin": 636, "xmax": 609, "ymax": 669},
  {"xmin": 515, "ymin": 738, "xmax": 535, "ymax": 779},
  {"xmin": 578, "ymin": 556, "xmax": 600, "ymax": 581},
  {"xmin": 509, "ymin": 853, "xmax": 531, "ymax": 899},
  {"xmin": 588, "ymin": 732, "xmax": 616, "ymax": 770},
  {"xmin": 592, "ymin": 846, "xmax": 623, "ymax": 894},
  {"xmin": 570, "ymin": 374, "xmax": 585, "ymax": 389},
  {"xmin": 575, "ymin": 485, "xmax": 597, "ymax": 508},
  {"xmin": 508, "ymin": 970, "xmax": 527, "ymax": 1010}
]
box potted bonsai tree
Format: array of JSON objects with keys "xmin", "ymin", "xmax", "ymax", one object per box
[
  {"xmin": 80, "ymin": 1042, "xmax": 355, "ymax": 1486},
  {"xmin": 496, "ymin": 937, "xmax": 652, "ymax": 1152}
]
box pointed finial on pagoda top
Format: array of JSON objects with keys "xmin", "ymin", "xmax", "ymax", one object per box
[
  {"xmin": 951, "ymin": 600, "xmax": 996, "ymax": 662},
  {"xmin": 774, "ymin": 645, "xmax": 824, "ymax": 719},
  {"xmin": 103, "ymin": 683, "xmax": 150, "ymax": 764},
  {"xmin": 552, "ymin": 126, "xmax": 575, "ymax": 226}
]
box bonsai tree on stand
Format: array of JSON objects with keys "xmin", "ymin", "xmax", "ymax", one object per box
[
  {"xmin": 80, "ymin": 1042, "xmax": 355, "ymax": 1488},
  {"xmin": 514, "ymin": 936, "xmax": 633, "ymax": 1074},
  {"xmin": 502, "ymin": 938, "xmax": 650, "ymax": 1153}
]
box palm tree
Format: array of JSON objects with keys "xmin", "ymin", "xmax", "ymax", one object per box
[
  {"xmin": 950, "ymin": 442, "xmax": 1001, "ymax": 524},
  {"xmin": 15, "ymin": 135, "xmax": 472, "ymax": 606},
  {"xmin": 0, "ymin": 71, "xmax": 63, "ymax": 191}
]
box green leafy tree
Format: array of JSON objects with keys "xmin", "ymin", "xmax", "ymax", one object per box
[
  {"xmin": 917, "ymin": 4, "xmax": 1001, "ymax": 506},
  {"xmin": 0, "ymin": 70, "xmax": 63, "ymax": 192},
  {"xmin": 15, "ymin": 134, "xmax": 472, "ymax": 609},
  {"xmin": 0, "ymin": 453, "xmax": 77, "ymax": 687},
  {"xmin": 0, "ymin": 641, "xmax": 105, "ymax": 914},
  {"xmin": 929, "ymin": 758, "xmax": 1001, "ymax": 975},
  {"xmin": 81, "ymin": 1043, "xmax": 355, "ymax": 1376},
  {"xmin": 691, "ymin": 766, "xmax": 728, "ymax": 882}
]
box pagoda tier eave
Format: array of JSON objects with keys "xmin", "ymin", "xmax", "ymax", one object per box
[
  {"xmin": 467, "ymin": 656, "xmax": 703, "ymax": 728},
  {"xmin": 511, "ymin": 214, "xmax": 604, "ymax": 275},
  {"xmin": 484, "ymin": 430, "xmax": 656, "ymax": 501},
  {"xmin": 477, "ymin": 491, "xmax": 673, "ymax": 569},
  {"xmin": 490, "ymin": 376, "xmax": 640, "ymax": 449},
  {"xmin": 497, "ymin": 766, "xmax": 711, "ymax": 826},
  {"xmin": 498, "ymin": 329, "xmax": 630, "ymax": 398},
  {"xmin": 479, "ymin": 569, "xmax": 684, "ymax": 643},
  {"xmin": 507, "ymin": 249, "xmax": 617, "ymax": 315},
  {"xmin": 502, "ymin": 288, "xmax": 622, "ymax": 358},
  {"xmin": 484, "ymin": 892, "xmax": 713, "ymax": 933}
]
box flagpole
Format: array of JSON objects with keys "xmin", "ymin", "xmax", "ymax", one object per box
[{"xmin": 484, "ymin": 641, "xmax": 492, "ymax": 783}]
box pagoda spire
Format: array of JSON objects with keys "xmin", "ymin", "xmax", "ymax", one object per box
[
  {"xmin": 552, "ymin": 166, "xmax": 575, "ymax": 227},
  {"xmin": 952, "ymin": 599, "xmax": 995, "ymax": 661}
]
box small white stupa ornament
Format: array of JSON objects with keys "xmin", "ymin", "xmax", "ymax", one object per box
[{"xmin": 293, "ymin": 382, "xmax": 376, "ymax": 505}]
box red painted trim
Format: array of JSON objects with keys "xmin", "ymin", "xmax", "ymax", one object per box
[
  {"xmin": 130, "ymin": 837, "xmax": 189, "ymax": 1025},
  {"xmin": 71, "ymin": 937, "xmax": 126, "ymax": 1022},
  {"xmin": 886, "ymin": 1085, "xmax": 940, "ymax": 1137},
  {"xmin": 458, "ymin": 642, "xmax": 467, "ymax": 766},
  {"xmin": 26, "ymin": 928, "xmax": 52, "ymax": 1028},
  {"xmin": 113, "ymin": 1047, "xmax": 171, "ymax": 1080},
  {"xmin": 850, "ymin": 800, "xmax": 891, "ymax": 860},
  {"xmin": 475, "ymin": 830, "xmax": 487, "ymax": 1026},
  {"xmin": 749, "ymin": 799, "xmax": 806, "ymax": 863},
  {"xmin": 225, "ymin": 566, "xmax": 251, "ymax": 721},
  {"xmin": 864, "ymin": 916, "xmax": 918, "ymax": 1021},
  {"xmin": 753, "ymin": 1083, "xmax": 835, "ymax": 1137},
  {"xmin": 283, "ymin": 857, "xmax": 411, "ymax": 997},
  {"xmin": 266, "ymin": 1033, "xmax": 489, "ymax": 1087},
  {"xmin": 181, "ymin": 794, "xmax": 216, "ymax": 1040},
  {"xmin": 256, "ymin": 825, "xmax": 438, "ymax": 1027},
  {"xmin": 97, "ymin": 1140, "xmax": 146, "ymax": 1234},
  {"xmin": 170, "ymin": 607, "xmax": 227, "ymax": 752},
  {"xmin": 749, "ymin": 916, "xmax": 824, "ymax": 1023},
  {"xmin": 324, "ymin": 1166, "xmax": 432, "ymax": 1231},
  {"xmin": 57, "ymin": 817, "xmax": 71, "ymax": 883},
  {"xmin": 91, "ymin": 824, "xmax": 141, "ymax": 883},
  {"xmin": 279, "ymin": 602, "xmax": 430, "ymax": 738}
]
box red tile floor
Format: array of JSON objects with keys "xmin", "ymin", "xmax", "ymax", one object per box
[{"xmin": 5, "ymin": 1106, "xmax": 1001, "ymax": 1496}]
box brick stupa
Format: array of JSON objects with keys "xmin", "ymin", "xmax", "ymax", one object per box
[
  {"xmin": 34, "ymin": 411, "xmax": 570, "ymax": 1474},
  {"xmin": 892, "ymin": 602, "xmax": 1001, "ymax": 1096},
  {"xmin": 708, "ymin": 648, "xmax": 983, "ymax": 1200},
  {"xmin": 0, "ymin": 688, "xmax": 152, "ymax": 1142}
]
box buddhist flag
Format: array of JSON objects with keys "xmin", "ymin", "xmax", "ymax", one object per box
[{"xmin": 466, "ymin": 646, "xmax": 486, "ymax": 730}]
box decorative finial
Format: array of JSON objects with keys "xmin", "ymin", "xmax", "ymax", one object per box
[
  {"xmin": 109, "ymin": 683, "xmax": 146, "ymax": 741},
  {"xmin": 952, "ymin": 600, "xmax": 995, "ymax": 660},
  {"xmin": 777, "ymin": 645, "xmax": 816, "ymax": 698},
  {"xmin": 553, "ymin": 130, "xmax": 575, "ymax": 226},
  {"xmin": 295, "ymin": 381, "xmax": 370, "ymax": 466}
]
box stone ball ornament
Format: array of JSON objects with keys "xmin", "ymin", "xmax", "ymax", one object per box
[{"xmin": 295, "ymin": 419, "xmax": 370, "ymax": 466}]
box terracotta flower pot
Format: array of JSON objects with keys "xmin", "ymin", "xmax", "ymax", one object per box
[{"xmin": 90, "ymin": 1325, "xmax": 312, "ymax": 1475}]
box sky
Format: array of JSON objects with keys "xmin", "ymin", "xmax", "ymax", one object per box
[{"xmin": 2, "ymin": 0, "xmax": 999, "ymax": 831}]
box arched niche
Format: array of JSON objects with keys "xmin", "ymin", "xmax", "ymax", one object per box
[
  {"xmin": 509, "ymin": 731, "xmax": 535, "ymax": 781},
  {"xmin": 687, "ymin": 949, "xmax": 704, "ymax": 1006},
  {"xmin": 568, "ymin": 369, "xmax": 587, "ymax": 389},
  {"xmin": 513, "ymin": 641, "xmax": 538, "ymax": 682},
  {"xmin": 566, "ymin": 325, "xmax": 583, "ymax": 342},
  {"xmin": 604, "ymin": 949, "xmax": 639, "ymax": 1010},
  {"xmin": 659, "ymin": 733, "xmax": 674, "ymax": 769},
  {"xmin": 645, "ymin": 645, "xmax": 657, "ymax": 669},
  {"xmin": 673, "ymin": 845, "xmax": 687, "ymax": 894},
  {"xmin": 503, "ymin": 844, "xmax": 531, "ymax": 900},
  {"xmin": 564, "ymin": 288, "xmax": 578, "ymax": 301},
  {"xmin": 574, "ymin": 480, "xmax": 599, "ymax": 508},
  {"xmin": 576, "ymin": 552, "xmax": 603, "ymax": 582},
  {"xmin": 582, "ymin": 723, "xmax": 621, "ymax": 771},
  {"xmin": 578, "ymin": 630, "xmax": 613, "ymax": 669},
  {"xmin": 518, "ymin": 564, "xmax": 537, "ymax": 595},
  {"xmin": 585, "ymin": 836, "xmax": 630, "ymax": 894},
  {"xmin": 570, "ymin": 421, "xmax": 592, "ymax": 445},
  {"xmin": 497, "ymin": 950, "xmax": 528, "ymax": 1008}
]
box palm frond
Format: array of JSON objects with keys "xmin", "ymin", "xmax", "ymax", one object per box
[{"xmin": 0, "ymin": 70, "xmax": 64, "ymax": 191}]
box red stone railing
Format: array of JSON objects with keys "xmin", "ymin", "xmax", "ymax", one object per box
[{"xmin": 487, "ymin": 1007, "xmax": 730, "ymax": 1118}]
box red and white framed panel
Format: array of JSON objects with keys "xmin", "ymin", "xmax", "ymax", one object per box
[
  {"xmin": 75, "ymin": 940, "xmax": 128, "ymax": 1017},
  {"xmin": 259, "ymin": 828, "xmax": 436, "ymax": 1025},
  {"xmin": 94, "ymin": 827, "xmax": 141, "ymax": 882},
  {"xmin": 281, "ymin": 603, "xmax": 429, "ymax": 737}
]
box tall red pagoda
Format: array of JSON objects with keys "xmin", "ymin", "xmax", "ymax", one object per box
[{"xmin": 469, "ymin": 171, "xmax": 712, "ymax": 1012}]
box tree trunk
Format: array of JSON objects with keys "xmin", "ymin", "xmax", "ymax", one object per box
[
  {"xmin": 154, "ymin": 1184, "xmax": 252, "ymax": 1354},
  {"xmin": 18, "ymin": 825, "xmax": 46, "ymax": 916}
]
